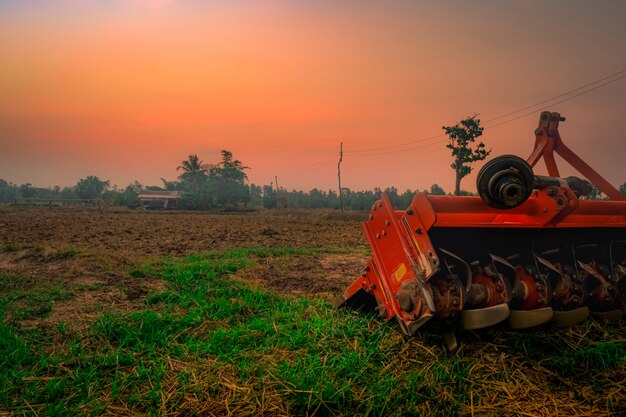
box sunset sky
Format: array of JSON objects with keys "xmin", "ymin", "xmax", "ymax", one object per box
[{"xmin": 1, "ymin": 0, "xmax": 625, "ymax": 194}]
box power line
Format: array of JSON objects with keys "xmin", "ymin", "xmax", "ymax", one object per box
[
  {"xmin": 483, "ymin": 68, "xmax": 626, "ymax": 124},
  {"xmin": 279, "ymin": 155, "xmax": 337, "ymax": 179},
  {"xmin": 272, "ymin": 66, "xmax": 626, "ymax": 185},
  {"xmin": 346, "ymin": 137, "xmax": 445, "ymax": 157},
  {"xmin": 484, "ymin": 72, "xmax": 626, "ymax": 130},
  {"xmin": 278, "ymin": 154, "xmax": 336, "ymax": 177},
  {"xmin": 344, "ymin": 133, "xmax": 446, "ymax": 154},
  {"xmin": 342, "ymin": 67, "xmax": 626, "ymax": 156}
]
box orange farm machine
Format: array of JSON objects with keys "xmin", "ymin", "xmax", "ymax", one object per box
[{"xmin": 337, "ymin": 111, "xmax": 626, "ymax": 350}]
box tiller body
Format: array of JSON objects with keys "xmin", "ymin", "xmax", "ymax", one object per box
[{"xmin": 337, "ymin": 112, "xmax": 626, "ymax": 348}]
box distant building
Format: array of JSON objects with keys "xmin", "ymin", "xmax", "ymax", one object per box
[{"xmin": 137, "ymin": 190, "xmax": 182, "ymax": 209}]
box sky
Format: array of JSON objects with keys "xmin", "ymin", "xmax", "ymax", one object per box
[{"xmin": 1, "ymin": 0, "xmax": 626, "ymax": 194}]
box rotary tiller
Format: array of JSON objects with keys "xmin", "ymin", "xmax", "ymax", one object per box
[{"xmin": 336, "ymin": 111, "xmax": 626, "ymax": 350}]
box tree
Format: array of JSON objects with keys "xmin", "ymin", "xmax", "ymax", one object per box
[
  {"xmin": 262, "ymin": 184, "xmax": 277, "ymax": 208},
  {"xmin": 61, "ymin": 187, "xmax": 77, "ymax": 200},
  {"xmin": 429, "ymin": 184, "xmax": 446, "ymax": 195},
  {"xmin": 177, "ymin": 154, "xmax": 209, "ymax": 188},
  {"xmin": 210, "ymin": 150, "xmax": 249, "ymax": 207},
  {"xmin": 0, "ymin": 179, "xmax": 18, "ymax": 203},
  {"xmin": 620, "ymin": 182, "xmax": 626, "ymax": 196},
  {"xmin": 19, "ymin": 183, "xmax": 37, "ymax": 198},
  {"xmin": 443, "ymin": 115, "xmax": 491, "ymax": 196},
  {"xmin": 75, "ymin": 176, "xmax": 110, "ymax": 199},
  {"xmin": 249, "ymin": 184, "xmax": 263, "ymax": 208},
  {"xmin": 161, "ymin": 178, "xmax": 181, "ymax": 191},
  {"xmin": 177, "ymin": 154, "xmax": 213, "ymax": 209}
]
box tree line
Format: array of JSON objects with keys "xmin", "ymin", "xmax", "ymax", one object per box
[
  {"xmin": 2, "ymin": 117, "xmax": 625, "ymax": 210},
  {"xmin": 0, "ymin": 150, "xmax": 458, "ymax": 210}
]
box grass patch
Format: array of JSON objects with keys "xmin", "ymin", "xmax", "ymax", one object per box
[
  {"xmin": 0, "ymin": 273, "xmax": 75, "ymax": 322},
  {"xmin": 0, "ymin": 248, "xmax": 624, "ymax": 416},
  {"xmin": 48, "ymin": 246, "xmax": 80, "ymax": 260},
  {"xmin": 75, "ymin": 283, "xmax": 106, "ymax": 292},
  {"xmin": 2, "ymin": 244, "xmax": 18, "ymax": 252}
]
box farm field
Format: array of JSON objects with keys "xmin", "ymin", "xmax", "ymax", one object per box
[{"xmin": 0, "ymin": 207, "xmax": 625, "ymax": 416}]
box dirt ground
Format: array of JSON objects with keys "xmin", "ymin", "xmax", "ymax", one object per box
[{"xmin": 0, "ymin": 206, "xmax": 370, "ymax": 327}]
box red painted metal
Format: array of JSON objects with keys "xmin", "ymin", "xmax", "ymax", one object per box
[{"xmin": 528, "ymin": 111, "xmax": 625, "ymax": 201}]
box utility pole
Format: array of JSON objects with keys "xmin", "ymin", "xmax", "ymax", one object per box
[
  {"xmin": 338, "ymin": 142, "xmax": 344, "ymax": 212},
  {"xmin": 275, "ymin": 175, "xmax": 280, "ymax": 209}
]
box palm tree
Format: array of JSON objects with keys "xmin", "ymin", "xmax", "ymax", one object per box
[
  {"xmin": 177, "ymin": 154, "xmax": 208, "ymax": 177},
  {"xmin": 177, "ymin": 154, "xmax": 209, "ymax": 188}
]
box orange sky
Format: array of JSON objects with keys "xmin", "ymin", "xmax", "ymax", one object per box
[{"xmin": 1, "ymin": 0, "xmax": 625, "ymax": 193}]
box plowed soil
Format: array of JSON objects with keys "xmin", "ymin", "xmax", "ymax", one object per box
[{"xmin": 0, "ymin": 207, "xmax": 369, "ymax": 327}]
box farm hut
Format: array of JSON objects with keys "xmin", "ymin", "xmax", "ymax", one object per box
[{"xmin": 137, "ymin": 190, "xmax": 182, "ymax": 209}]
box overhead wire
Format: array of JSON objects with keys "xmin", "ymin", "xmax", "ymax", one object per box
[
  {"xmin": 345, "ymin": 137, "xmax": 445, "ymax": 157},
  {"xmin": 342, "ymin": 67, "xmax": 626, "ymax": 156},
  {"xmin": 271, "ymin": 67, "xmax": 626, "ymax": 188},
  {"xmin": 483, "ymin": 72, "xmax": 626, "ymax": 130},
  {"xmin": 344, "ymin": 133, "xmax": 446, "ymax": 154},
  {"xmin": 482, "ymin": 68, "xmax": 626, "ymax": 124},
  {"xmin": 277, "ymin": 154, "xmax": 337, "ymax": 180}
]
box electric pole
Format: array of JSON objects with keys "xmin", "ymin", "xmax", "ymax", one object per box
[
  {"xmin": 338, "ymin": 142, "xmax": 343, "ymax": 212},
  {"xmin": 275, "ymin": 175, "xmax": 280, "ymax": 209}
]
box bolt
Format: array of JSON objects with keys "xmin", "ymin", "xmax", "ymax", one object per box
[
  {"xmin": 369, "ymin": 215, "xmax": 374, "ymax": 220},
  {"xmin": 574, "ymin": 284, "xmax": 581, "ymax": 292},
  {"xmin": 364, "ymin": 266, "xmax": 370, "ymax": 272},
  {"xmin": 535, "ymin": 128, "xmax": 542, "ymax": 136},
  {"xmin": 547, "ymin": 188, "xmax": 557, "ymax": 197},
  {"xmin": 541, "ymin": 113, "xmax": 549, "ymax": 121},
  {"xmin": 604, "ymin": 296, "xmax": 612, "ymax": 303},
  {"xmin": 450, "ymin": 284, "xmax": 459, "ymax": 294},
  {"xmin": 361, "ymin": 272, "xmax": 367, "ymax": 277},
  {"xmin": 382, "ymin": 230, "xmax": 387, "ymax": 236},
  {"xmin": 495, "ymin": 283, "xmax": 504, "ymax": 292},
  {"xmin": 415, "ymin": 228, "xmax": 423, "ymax": 234},
  {"xmin": 537, "ymin": 285, "xmax": 545, "ymax": 292},
  {"xmin": 378, "ymin": 202, "xmax": 382, "ymax": 207},
  {"xmin": 543, "ymin": 207, "xmax": 548, "ymax": 213},
  {"xmin": 407, "ymin": 209, "xmax": 414, "ymax": 215},
  {"xmin": 370, "ymin": 284, "xmax": 376, "ymax": 290},
  {"xmin": 572, "ymin": 296, "xmax": 580, "ymax": 303},
  {"xmin": 385, "ymin": 220, "xmax": 390, "ymax": 226},
  {"xmin": 452, "ymin": 299, "xmax": 460, "ymax": 306},
  {"xmin": 376, "ymin": 233, "xmax": 380, "ymax": 239},
  {"xmin": 556, "ymin": 198, "xmax": 564, "ymax": 206},
  {"xmin": 537, "ymin": 299, "xmax": 544, "ymax": 306}
]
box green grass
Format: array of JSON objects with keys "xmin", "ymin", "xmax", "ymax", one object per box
[
  {"xmin": 0, "ymin": 273, "xmax": 75, "ymax": 322},
  {"xmin": 0, "ymin": 248, "xmax": 624, "ymax": 416},
  {"xmin": 0, "ymin": 244, "xmax": 80, "ymax": 261},
  {"xmin": 2, "ymin": 244, "xmax": 18, "ymax": 252},
  {"xmin": 48, "ymin": 246, "xmax": 80, "ymax": 261}
]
